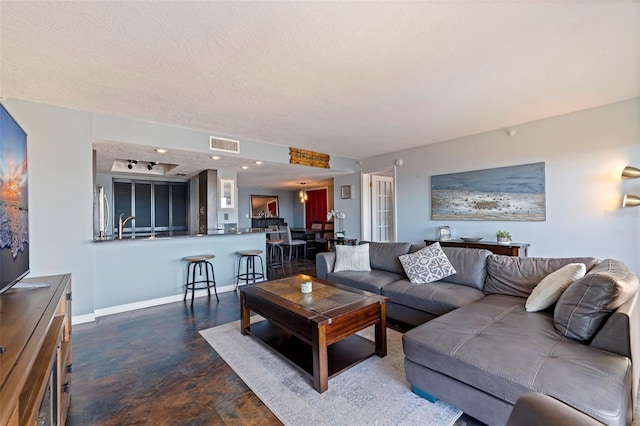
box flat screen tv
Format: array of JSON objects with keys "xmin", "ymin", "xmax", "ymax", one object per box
[{"xmin": 0, "ymin": 103, "xmax": 29, "ymax": 294}]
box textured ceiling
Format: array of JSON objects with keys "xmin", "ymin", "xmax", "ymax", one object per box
[{"xmin": 1, "ymin": 1, "xmax": 639, "ymax": 186}]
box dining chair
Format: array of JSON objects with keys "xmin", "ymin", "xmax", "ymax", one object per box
[
  {"xmin": 315, "ymin": 222, "xmax": 333, "ymax": 252},
  {"xmin": 316, "ymin": 222, "xmax": 333, "ymax": 251},
  {"xmin": 309, "ymin": 221, "xmax": 324, "ymax": 255},
  {"xmin": 279, "ymin": 225, "xmax": 307, "ymax": 261}
]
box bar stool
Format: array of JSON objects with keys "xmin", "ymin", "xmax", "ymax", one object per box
[
  {"xmin": 266, "ymin": 239, "xmax": 286, "ymax": 278},
  {"xmin": 184, "ymin": 255, "xmax": 218, "ymax": 307},
  {"xmin": 235, "ymin": 250, "xmax": 265, "ymax": 290}
]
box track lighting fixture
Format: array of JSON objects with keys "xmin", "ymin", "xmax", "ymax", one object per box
[
  {"xmin": 127, "ymin": 160, "xmax": 138, "ymax": 170},
  {"xmin": 147, "ymin": 162, "xmax": 158, "ymax": 171}
]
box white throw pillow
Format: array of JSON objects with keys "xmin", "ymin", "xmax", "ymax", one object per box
[
  {"xmin": 398, "ymin": 242, "xmax": 456, "ymax": 284},
  {"xmin": 333, "ymin": 244, "xmax": 372, "ymax": 272},
  {"xmin": 525, "ymin": 263, "xmax": 586, "ymax": 312}
]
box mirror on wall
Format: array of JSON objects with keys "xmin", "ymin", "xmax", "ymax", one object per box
[{"xmin": 250, "ymin": 195, "xmax": 279, "ymax": 217}]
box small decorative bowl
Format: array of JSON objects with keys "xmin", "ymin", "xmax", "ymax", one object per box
[{"xmin": 460, "ymin": 236, "xmax": 483, "ymax": 242}]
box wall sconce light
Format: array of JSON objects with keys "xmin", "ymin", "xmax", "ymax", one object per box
[
  {"xmin": 623, "ymin": 194, "xmax": 640, "ymax": 208},
  {"xmin": 127, "ymin": 160, "xmax": 138, "ymax": 169},
  {"xmin": 622, "ymin": 166, "xmax": 640, "ymax": 179},
  {"xmin": 621, "ymin": 165, "xmax": 640, "ymax": 207},
  {"xmin": 299, "ymin": 182, "xmax": 308, "ymax": 203}
]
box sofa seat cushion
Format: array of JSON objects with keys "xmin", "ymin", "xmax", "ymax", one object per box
[
  {"xmin": 381, "ymin": 279, "xmax": 485, "ymax": 316},
  {"xmin": 403, "ymin": 295, "xmax": 632, "ymax": 425},
  {"xmin": 326, "ymin": 270, "xmax": 404, "ymax": 294}
]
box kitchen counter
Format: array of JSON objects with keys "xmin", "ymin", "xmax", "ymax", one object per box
[
  {"xmin": 93, "ymin": 228, "xmax": 264, "ymax": 242},
  {"xmin": 92, "ymin": 230, "xmax": 267, "ymax": 314}
]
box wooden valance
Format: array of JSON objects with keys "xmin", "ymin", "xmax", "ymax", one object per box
[{"xmin": 289, "ymin": 147, "xmax": 330, "ymax": 169}]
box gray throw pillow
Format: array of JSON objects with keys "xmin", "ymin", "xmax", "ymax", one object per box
[
  {"xmin": 333, "ymin": 244, "xmax": 372, "ymax": 272},
  {"xmin": 398, "ymin": 242, "xmax": 456, "ymax": 284},
  {"xmin": 554, "ymin": 259, "xmax": 639, "ymax": 341}
]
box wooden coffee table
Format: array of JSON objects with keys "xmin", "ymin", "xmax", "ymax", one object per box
[{"xmin": 240, "ymin": 274, "xmax": 388, "ymax": 393}]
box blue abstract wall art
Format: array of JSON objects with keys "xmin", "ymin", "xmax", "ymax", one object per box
[{"xmin": 431, "ymin": 162, "xmax": 546, "ymax": 221}]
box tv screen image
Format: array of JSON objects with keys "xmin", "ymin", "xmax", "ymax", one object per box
[{"xmin": 0, "ymin": 103, "xmax": 29, "ymax": 294}]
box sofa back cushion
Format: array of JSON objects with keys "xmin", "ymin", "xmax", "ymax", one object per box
[
  {"xmin": 409, "ymin": 243, "xmax": 427, "ymax": 253},
  {"xmin": 440, "ymin": 247, "xmax": 492, "ymax": 290},
  {"xmin": 554, "ymin": 259, "xmax": 639, "ymax": 341},
  {"xmin": 484, "ymin": 255, "xmax": 599, "ymax": 297},
  {"xmin": 360, "ymin": 241, "xmax": 412, "ymax": 274}
]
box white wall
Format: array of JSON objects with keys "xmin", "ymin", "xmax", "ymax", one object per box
[
  {"xmin": 6, "ymin": 96, "xmax": 638, "ymax": 317},
  {"xmin": 333, "ymin": 175, "xmax": 361, "ymax": 238},
  {"xmin": 3, "ymin": 100, "xmax": 96, "ymax": 315},
  {"xmin": 2, "ymin": 99, "xmax": 357, "ymax": 317},
  {"xmin": 361, "ymin": 98, "xmax": 640, "ymax": 274}
]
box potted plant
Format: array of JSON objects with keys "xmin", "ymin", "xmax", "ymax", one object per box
[{"xmin": 496, "ymin": 230, "xmax": 512, "ymax": 245}]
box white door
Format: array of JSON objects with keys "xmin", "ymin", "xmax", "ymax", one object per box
[{"xmin": 371, "ymin": 175, "xmax": 394, "ymax": 242}]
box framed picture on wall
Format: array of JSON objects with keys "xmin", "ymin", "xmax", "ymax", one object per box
[
  {"xmin": 341, "ymin": 185, "xmax": 352, "ymax": 199},
  {"xmin": 430, "ymin": 162, "xmax": 546, "ymax": 221}
]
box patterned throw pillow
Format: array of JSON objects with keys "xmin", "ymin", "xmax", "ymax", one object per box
[
  {"xmin": 398, "ymin": 242, "xmax": 456, "ymax": 284},
  {"xmin": 333, "ymin": 244, "xmax": 372, "ymax": 272}
]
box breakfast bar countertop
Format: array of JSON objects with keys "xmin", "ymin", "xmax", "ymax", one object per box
[{"xmin": 92, "ymin": 228, "xmax": 266, "ymax": 242}]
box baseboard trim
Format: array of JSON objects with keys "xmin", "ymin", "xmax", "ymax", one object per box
[
  {"xmin": 72, "ymin": 313, "xmax": 96, "ymax": 325},
  {"xmin": 73, "ymin": 284, "xmax": 236, "ymax": 324}
]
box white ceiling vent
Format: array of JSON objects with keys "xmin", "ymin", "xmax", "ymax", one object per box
[{"xmin": 209, "ymin": 136, "xmax": 240, "ymax": 154}]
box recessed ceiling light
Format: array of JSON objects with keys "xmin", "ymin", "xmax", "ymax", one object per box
[
  {"xmin": 211, "ymin": 156, "xmax": 220, "ymax": 160},
  {"xmin": 156, "ymin": 148, "xmax": 168, "ymax": 153},
  {"xmin": 241, "ymin": 165, "xmax": 249, "ymax": 169},
  {"xmin": 255, "ymin": 161, "xmax": 263, "ymax": 165}
]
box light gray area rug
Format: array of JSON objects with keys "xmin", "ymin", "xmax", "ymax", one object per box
[{"xmin": 199, "ymin": 319, "xmax": 463, "ymax": 426}]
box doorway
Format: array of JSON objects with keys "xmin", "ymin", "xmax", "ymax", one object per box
[
  {"xmin": 361, "ymin": 170, "xmax": 396, "ymax": 242},
  {"xmin": 304, "ymin": 187, "xmax": 328, "ymax": 229}
]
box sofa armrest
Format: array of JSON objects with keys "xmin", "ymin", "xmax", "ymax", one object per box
[
  {"xmin": 507, "ymin": 392, "xmax": 603, "ymax": 426},
  {"xmin": 589, "ymin": 292, "xmax": 637, "ymax": 357},
  {"xmin": 590, "ymin": 291, "xmax": 639, "ymax": 413},
  {"xmin": 316, "ymin": 252, "xmax": 336, "ymax": 280}
]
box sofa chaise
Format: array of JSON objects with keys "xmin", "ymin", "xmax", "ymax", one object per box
[{"xmin": 316, "ymin": 241, "xmax": 639, "ymax": 425}]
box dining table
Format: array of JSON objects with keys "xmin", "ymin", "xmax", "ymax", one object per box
[{"xmin": 290, "ymin": 228, "xmax": 320, "ymax": 240}]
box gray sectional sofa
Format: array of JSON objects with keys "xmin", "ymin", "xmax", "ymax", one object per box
[{"xmin": 316, "ymin": 242, "xmax": 640, "ymax": 426}]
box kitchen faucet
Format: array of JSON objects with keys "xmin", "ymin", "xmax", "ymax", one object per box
[{"xmin": 118, "ymin": 213, "xmax": 136, "ymax": 239}]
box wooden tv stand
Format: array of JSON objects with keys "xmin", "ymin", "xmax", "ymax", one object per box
[{"xmin": 0, "ymin": 274, "xmax": 72, "ymax": 426}]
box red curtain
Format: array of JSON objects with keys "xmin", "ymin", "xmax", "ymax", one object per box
[
  {"xmin": 305, "ymin": 188, "xmax": 327, "ymax": 229},
  {"xmin": 267, "ymin": 201, "xmax": 277, "ymax": 216}
]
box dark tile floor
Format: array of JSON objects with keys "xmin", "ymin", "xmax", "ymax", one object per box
[
  {"xmin": 67, "ymin": 259, "xmax": 319, "ymax": 425},
  {"xmin": 67, "ymin": 256, "xmax": 484, "ymax": 425}
]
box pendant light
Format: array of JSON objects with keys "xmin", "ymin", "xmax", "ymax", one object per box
[{"xmin": 299, "ymin": 182, "xmax": 308, "ymax": 203}]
